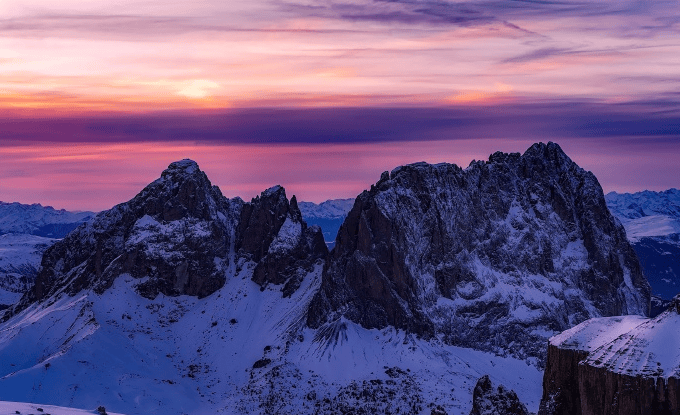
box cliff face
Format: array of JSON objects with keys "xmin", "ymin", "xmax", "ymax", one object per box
[
  {"xmin": 3, "ymin": 160, "xmax": 327, "ymax": 321},
  {"xmin": 540, "ymin": 296, "xmax": 680, "ymax": 415},
  {"xmin": 579, "ymin": 364, "xmax": 680, "ymax": 415},
  {"xmin": 308, "ymin": 142, "xmax": 650, "ymax": 361},
  {"xmin": 539, "ymin": 345, "xmax": 589, "ymax": 415}
]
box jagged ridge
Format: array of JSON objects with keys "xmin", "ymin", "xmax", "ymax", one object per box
[
  {"xmin": 3, "ymin": 159, "xmax": 327, "ymax": 321},
  {"xmin": 308, "ymin": 142, "xmax": 650, "ymax": 363}
]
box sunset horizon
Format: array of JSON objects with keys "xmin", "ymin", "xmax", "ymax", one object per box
[{"xmin": 1, "ymin": 0, "xmax": 678, "ymax": 209}]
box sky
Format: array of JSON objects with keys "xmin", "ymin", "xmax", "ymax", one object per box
[{"xmin": 0, "ymin": 0, "xmax": 679, "ymax": 210}]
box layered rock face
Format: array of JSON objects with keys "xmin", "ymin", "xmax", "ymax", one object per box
[
  {"xmin": 3, "ymin": 160, "xmax": 326, "ymax": 320},
  {"xmin": 470, "ymin": 375, "xmax": 528, "ymax": 415},
  {"xmin": 308, "ymin": 142, "xmax": 650, "ymax": 361},
  {"xmin": 540, "ymin": 296, "xmax": 680, "ymax": 414}
]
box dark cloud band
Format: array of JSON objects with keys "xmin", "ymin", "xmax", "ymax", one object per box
[{"xmin": 2, "ymin": 100, "xmax": 679, "ymax": 145}]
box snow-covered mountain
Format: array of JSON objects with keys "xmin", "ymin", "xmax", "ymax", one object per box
[
  {"xmin": 606, "ymin": 189, "xmax": 680, "ymax": 300},
  {"xmin": 0, "ymin": 202, "xmax": 94, "ymax": 238},
  {"xmin": 606, "ymin": 188, "xmax": 680, "ymax": 240},
  {"xmin": 298, "ymin": 199, "xmax": 354, "ymax": 248},
  {"xmin": 0, "ymin": 145, "xmax": 649, "ymax": 414},
  {"xmin": 309, "ymin": 142, "xmax": 649, "ymax": 364},
  {"xmin": 298, "ymin": 199, "xmax": 354, "ymax": 221},
  {"xmin": 0, "ymin": 234, "xmax": 55, "ymax": 308},
  {"xmin": 0, "ymin": 158, "xmax": 544, "ymax": 415}
]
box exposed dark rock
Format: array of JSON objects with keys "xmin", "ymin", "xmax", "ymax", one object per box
[
  {"xmin": 308, "ymin": 142, "xmax": 650, "ymax": 362},
  {"xmin": 537, "ymin": 344, "xmax": 588, "ymax": 415},
  {"xmin": 244, "ymin": 191, "xmax": 328, "ymax": 296},
  {"xmin": 579, "ymin": 363, "xmax": 680, "ymax": 415},
  {"xmin": 3, "ymin": 160, "xmax": 327, "ymax": 321},
  {"xmin": 252, "ymin": 358, "xmax": 272, "ymax": 369},
  {"xmin": 469, "ymin": 375, "xmax": 528, "ymax": 415}
]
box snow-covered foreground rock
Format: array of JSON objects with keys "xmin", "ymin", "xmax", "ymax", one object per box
[
  {"xmin": 539, "ymin": 296, "xmax": 680, "ymax": 414},
  {"xmin": 0, "ymin": 234, "xmax": 56, "ymax": 308}
]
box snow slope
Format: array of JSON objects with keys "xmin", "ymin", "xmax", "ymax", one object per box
[
  {"xmin": 0, "ymin": 264, "xmax": 542, "ymax": 415},
  {"xmin": 0, "ymin": 401, "xmax": 125, "ymax": 415}
]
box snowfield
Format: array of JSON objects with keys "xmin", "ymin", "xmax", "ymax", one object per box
[
  {"xmin": 0, "ymin": 264, "xmax": 542, "ymax": 415},
  {"xmin": 0, "ymin": 401, "xmax": 125, "ymax": 415},
  {"xmin": 0, "ymin": 401, "xmax": 123, "ymax": 415}
]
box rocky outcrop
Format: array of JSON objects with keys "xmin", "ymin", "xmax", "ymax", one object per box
[
  {"xmin": 469, "ymin": 375, "xmax": 528, "ymax": 415},
  {"xmin": 240, "ymin": 188, "xmax": 328, "ymax": 297},
  {"xmin": 308, "ymin": 142, "xmax": 650, "ymax": 361},
  {"xmin": 539, "ymin": 295, "xmax": 680, "ymax": 415},
  {"xmin": 3, "ymin": 160, "xmax": 327, "ymax": 321}
]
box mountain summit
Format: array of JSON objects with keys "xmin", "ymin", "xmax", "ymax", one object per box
[
  {"xmin": 308, "ymin": 142, "xmax": 650, "ymax": 362},
  {"xmin": 4, "ymin": 159, "xmax": 327, "ymax": 320}
]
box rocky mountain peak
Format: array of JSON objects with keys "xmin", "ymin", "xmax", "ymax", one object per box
[
  {"xmin": 163, "ymin": 158, "xmax": 200, "ymax": 174},
  {"xmin": 134, "ymin": 159, "xmax": 226, "ymax": 223},
  {"xmin": 240, "ymin": 186, "xmax": 328, "ymax": 296},
  {"xmin": 308, "ymin": 142, "xmax": 649, "ymax": 363},
  {"xmin": 3, "ymin": 161, "xmax": 327, "ymax": 321}
]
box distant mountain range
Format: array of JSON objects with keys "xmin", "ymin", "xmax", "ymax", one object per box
[
  {"xmin": 298, "ymin": 198, "xmax": 354, "ymax": 248},
  {"xmin": 0, "ymin": 201, "xmax": 94, "ymax": 238},
  {"xmin": 606, "ymin": 189, "xmax": 680, "ymax": 301},
  {"xmin": 0, "ymin": 203, "xmax": 94, "ymax": 309}
]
